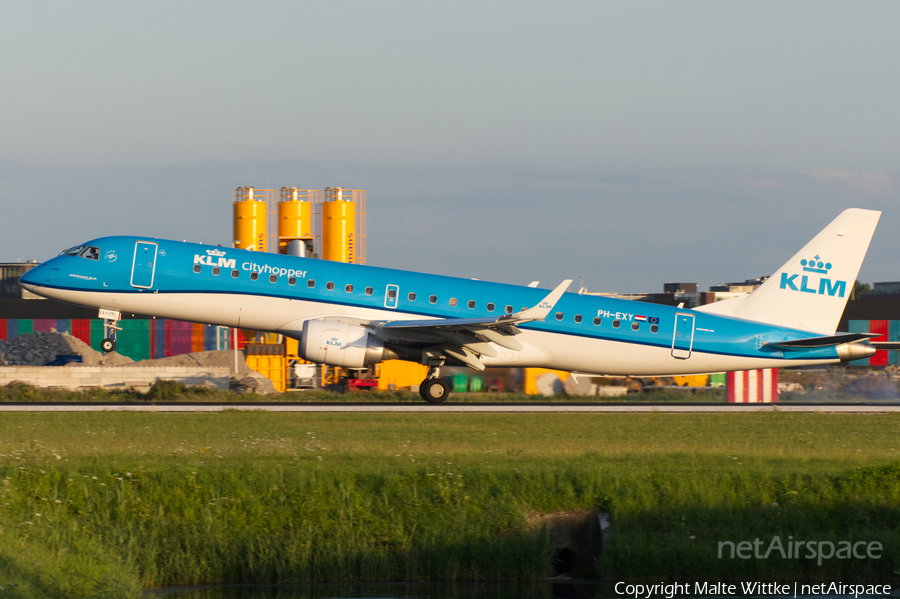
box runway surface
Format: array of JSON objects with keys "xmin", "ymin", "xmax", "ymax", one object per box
[{"xmin": 0, "ymin": 402, "xmax": 898, "ymax": 413}]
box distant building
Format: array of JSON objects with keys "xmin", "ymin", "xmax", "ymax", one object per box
[
  {"xmin": 0, "ymin": 263, "xmax": 41, "ymax": 299},
  {"xmin": 709, "ymin": 276, "xmax": 768, "ymax": 294},
  {"xmin": 663, "ymin": 282, "xmax": 697, "ymax": 294},
  {"xmin": 873, "ymin": 282, "xmax": 900, "ymax": 295}
]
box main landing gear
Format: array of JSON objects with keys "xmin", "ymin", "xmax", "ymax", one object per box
[{"xmin": 418, "ymin": 359, "xmax": 449, "ymax": 404}]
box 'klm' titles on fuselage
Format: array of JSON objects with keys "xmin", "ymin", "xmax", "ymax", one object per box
[
  {"xmin": 192, "ymin": 254, "xmax": 309, "ymax": 279},
  {"xmin": 779, "ymin": 273, "xmax": 846, "ymax": 298},
  {"xmin": 193, "ymin": 255, "xmax": 236, "ymax": 269}
]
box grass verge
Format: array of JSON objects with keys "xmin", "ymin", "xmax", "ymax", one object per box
[{"xmin": 0, "ymin": 410, "xmax": 897, "ymax": 597}]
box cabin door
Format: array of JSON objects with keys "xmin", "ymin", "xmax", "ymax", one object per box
[
  {"xmin": 131, "ymin": 241, "xmax": 158, "ymax": 289},
  {"xmin": 671, "ymin": 313, "xmax": 695, "ymax": 359}
]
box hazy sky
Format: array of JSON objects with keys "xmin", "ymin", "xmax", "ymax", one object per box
[{"xmin": 2, "ymin": 1, "xmax": 899, "ymax": 291}]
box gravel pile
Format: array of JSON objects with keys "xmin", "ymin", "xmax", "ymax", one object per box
[{"xmin": 0, "ymin": 331, "xmax": 133, "ymax": 366}]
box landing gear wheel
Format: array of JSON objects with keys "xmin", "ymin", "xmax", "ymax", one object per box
[
  {"xmin": 100, "ymin": 338, "xmax": 116, "ymax": 353},
  {"xmin": 420, "ymin": 378, "xmax": 449, "ymax": 404}
]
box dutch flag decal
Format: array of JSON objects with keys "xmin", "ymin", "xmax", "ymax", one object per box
[{"xmin": 635, "ymin": 315, "xmax": 647, "ymax": 322}]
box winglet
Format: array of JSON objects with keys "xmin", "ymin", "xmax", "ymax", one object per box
[{"xmin": 508, "ymin": 279, "xmax": 572, "ymax": 322}]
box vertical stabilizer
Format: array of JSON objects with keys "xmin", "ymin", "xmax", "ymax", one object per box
[{"xmin": 695, "ymin": 208, "xmax": 880, "ymax": 333}]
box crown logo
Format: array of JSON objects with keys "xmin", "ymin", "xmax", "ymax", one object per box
[
  {"xmin": 206, "ymin": 249, "xmax": 226, "ymax": 257},
  {"xmin": 801, "ymin": 255, "xmax": 831, "ymax": 274}
]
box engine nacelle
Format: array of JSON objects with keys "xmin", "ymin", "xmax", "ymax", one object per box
[{"xmin": 300, "ymin": 319, "xmax": 395, "ymax": 368}]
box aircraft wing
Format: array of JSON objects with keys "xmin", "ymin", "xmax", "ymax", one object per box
[
  {"xmin": 380, "ymin": 279, "xmax": 572, "ymax": 331},
  {"xmin": 374, "ymin": 279, "xmax": 572, "ymax": 369}
]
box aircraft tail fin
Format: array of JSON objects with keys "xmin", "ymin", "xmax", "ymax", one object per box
[{"xmin": 695, "ymin": 208, "xmax": 880, "ymax": 334}]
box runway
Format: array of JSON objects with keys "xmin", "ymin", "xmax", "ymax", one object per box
[{"xmin": 0, "ymin": 402, "xmax": 898, "ymax": 413}]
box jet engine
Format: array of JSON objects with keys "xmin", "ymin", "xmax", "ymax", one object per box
[{"xmin": 300, "ymin": 319, "xmax": 396, "ymax": 368}]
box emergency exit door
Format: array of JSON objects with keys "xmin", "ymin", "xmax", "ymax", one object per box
[
  {"xmin": 131, "ymin": 241, "xmax": 158, "ymax": 289},
  {"xmin": 671, "ymin": 313, "xmax": 695, "ymax": 359}
]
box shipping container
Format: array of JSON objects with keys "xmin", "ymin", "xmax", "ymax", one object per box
[
  {"xmin": 0, "ymin": 319, "xmax": 6, "ymax": 341},
  {"xmin": 17, "ymin": 320, "xmax": 33, "ymax": 336},
  {"xmin": 869, "ymin": 320, "xmax": 889, "ymax": 366},
  {"xmin": 153, "ymin": 319, "xmax": 167, "ymax": 358},
  {"xmin": 90, "ymin": 320, "xmax": 105, "ymax": 352},
  {"xmin": 71, "ymin": 319, "xmax": 91, "ymax": 345},
  {"xmin": 168, "ymin": 320, "xmax": 193, "ymax": 356},
  {"xmin": 118, "ymin": 320, "xmax": 151, "ymax": 361},
  {"xmin": 890, "ymin": 320, "xmax": 900, "ymax": 366},
  {"xmin": 55, "ymin": 319, "xmax": 71, "ymax": 334},
  {"xmin": 33, "ymin": 319, "xmax": 55, "ymax": 333}
]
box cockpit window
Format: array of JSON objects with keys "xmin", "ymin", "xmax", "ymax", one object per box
[
  {"xmin": 60, "ymin": 245, "xmax": 85, "ymax": 256},
  {"xmin": 59, "ymin": 245, "xmax": 100, "ymax": 260},
  {"xmin": 80, "ymin": 247, "xmax": 100, "ymax": 260}
]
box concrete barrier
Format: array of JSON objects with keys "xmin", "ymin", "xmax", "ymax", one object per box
[{"xmin": 0, "ymin": 366, "xmax": 230, "ymax": 391}]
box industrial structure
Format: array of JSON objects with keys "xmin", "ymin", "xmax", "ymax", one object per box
[{"xmin": 231, "ymin": 186, "xmax": 390, "ymax": 392}]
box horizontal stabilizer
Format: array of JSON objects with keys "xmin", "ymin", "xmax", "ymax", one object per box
[{"xmin": 766, "ymin": 332, "xmax": 879, "ymax": 349}]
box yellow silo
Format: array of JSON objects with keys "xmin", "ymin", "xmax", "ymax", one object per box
[
  {"xmin": 277, "ymin": 187, "xmax": 313, "ymax": 256},
  {"xmin": 233, "ymin": 187, "xmax": 267, "ymax": 251},
  {"xmin": 322, "ymin": 187, "xmax": 356, "ymax": 263}
]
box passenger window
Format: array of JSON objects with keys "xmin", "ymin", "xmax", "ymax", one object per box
[
  {"xmin": 365, "ymin": 287, "xmax": 373, "ymax": 295},
  {"xmin": 346, "ymin": 284, "xmax": 354, "ymax": 293},
  {"xmin": 612, "ymin": 319, "xmax": 620, "ymax": 328},
  {"xmin": 631, "ymin": 322, "xmax": 639, "ymax": 331},
  {"xmin": 429, "ymin": 295, "xmax": 437, "ymax": 304},
  {"xmin": 487, "ymin": 303, "xmax": 495, "ymax": 312},
  {"xmin": 231, "ymin": 270, "xmax": 239, "ymax": 278},
  {"xmin": 555, "ymin": 312, "xmax": 563, "ymax": 321},
  {"xmin": 308, "ymin": 280, "xmax": 316, "ymax": 288},
  {"xmin": 250, "ymin": 272, "xmax": 259, "ymax": 281},
  {"xmin": 593, "ymin": 317, "xmax": 601, "ymax": 326},
  {"xmin": 269, "ymin": 274, "xmax": 277, "ymax": 283},
  {"xmin": 650, "ymin": 324, "xmax": 659, "ymax": 334},
  {"xmin": 388, "ymin": 288, "xmax": 397, "ymax": 298},
  {"xmin": 505, "ymin": 305, "xmax": 513, "ymax": 314},
  {"xmin": 326, "ymin": 282, "xmax": 334, "ymax": 290},
  {"xmin": 212, "ymin": 267, "xmax": 220, "ymax": 276},
  {"xmin": 288, "ymin": 277, "xmax": 296, "ymax": 285},
  {"xmin": 467, "ymin": 300, "xmax": 476, "ymax": 309},
  {"xmin": 450, "ymin": 298, "xmax": 458, "ymax": 306},
  {"xmin": 193, "ymin": 265, "xmax": 201, "ymax": 273},
  {"xmin": 574, "ymin": 314, "xmax": 582, "ymax": 323},
  {"xmin": 408, "ymin": 292, "xmax": 416, "ymax": 301}
]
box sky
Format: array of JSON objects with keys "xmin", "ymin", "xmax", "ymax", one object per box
[{"xmin": 2, "ymin": 1, "xmax": 899, "ymax": 292}]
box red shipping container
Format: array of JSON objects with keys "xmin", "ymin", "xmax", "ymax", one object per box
[
  {"xmin": 71, "ymin": 319, "xmax": 92, "ymax": 345},
  {"xmin": 0, "ymin": 320, "xmax": 6, "ymax": 341},
  {"xmin": 869, "ymin": 320, "xmax": 889, "ymax": 366}
]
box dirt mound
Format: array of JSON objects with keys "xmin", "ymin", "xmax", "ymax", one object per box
[
  {"xmin": 0, "ymin": 331, "xmax": 132, "ymax": 366},
  {"xmin": 128, "ymin": 350, "xmax": 254, "ymax": 377}
]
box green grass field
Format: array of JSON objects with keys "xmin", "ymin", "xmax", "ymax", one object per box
[
  {"xmin": 0, "ymin": 380, "xmax": 727, "ymax": 403},
  {"xmin": 0, "ymin": 408, "xmax": 898, "ymax": 598}
]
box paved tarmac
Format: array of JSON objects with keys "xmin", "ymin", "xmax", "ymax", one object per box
[{"xmin": 0, "ymin": 402, "xmax": 897, "ymax": 413}]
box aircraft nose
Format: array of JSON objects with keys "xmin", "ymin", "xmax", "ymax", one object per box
[{"xmin": 18, "ymin": 263, "xmax": 51, "ymax": 292}]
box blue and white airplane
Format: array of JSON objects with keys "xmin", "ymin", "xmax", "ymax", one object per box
[{"xmin": 19, "ymin": 208, "xmax": 890, "ymax": 402}]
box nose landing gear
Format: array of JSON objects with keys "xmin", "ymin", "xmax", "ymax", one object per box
[{"xmin": 98, "ymin": 309, "xmax": 121, "ymax": 354}]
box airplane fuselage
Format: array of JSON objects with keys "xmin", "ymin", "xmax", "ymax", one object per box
[{"xmin": 20, "ymin": 236, "xmax": 846, "ymax": 376}]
